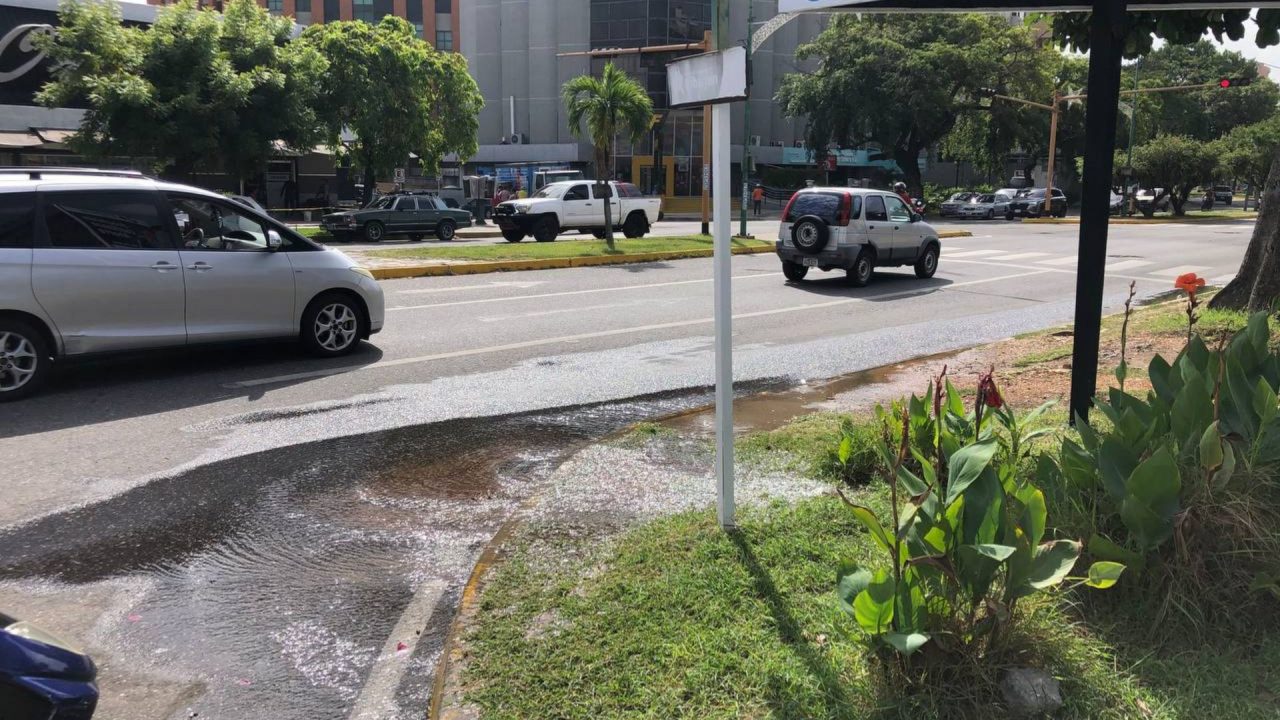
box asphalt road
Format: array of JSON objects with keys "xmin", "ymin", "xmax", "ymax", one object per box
[{"xmin": 0, "ymin": 219, "xmax": 1254, "ymax": 719}]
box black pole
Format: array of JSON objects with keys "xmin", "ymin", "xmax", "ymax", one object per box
[{"xmin": 1070, "ymin": 0, "xmax": 1127, "ymax": 424}]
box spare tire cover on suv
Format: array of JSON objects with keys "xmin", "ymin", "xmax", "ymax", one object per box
[{"xmin": 791, "ymin": 215, "xmax": 830, "ymax": 254}]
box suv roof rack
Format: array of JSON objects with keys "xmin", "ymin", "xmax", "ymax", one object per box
[{"xmin": 0, "ymin": 167, "xmax": 151, "ymax": 181}]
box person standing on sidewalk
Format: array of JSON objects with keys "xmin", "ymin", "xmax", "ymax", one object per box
[{"xmin": 752, "ymin": 185, "xmax": 765, "ymax": 217}]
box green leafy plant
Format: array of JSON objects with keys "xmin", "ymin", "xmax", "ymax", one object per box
[
  {"xmin": 1045, "ymin": 306, "xmax": 1280, "ymax": 627},
  {"xmin": 837, "ymin": 370, "xmax": 1119, "ymax": 660}
]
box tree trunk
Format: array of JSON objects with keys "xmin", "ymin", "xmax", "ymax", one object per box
[
  {"xmin": 362, "ymin": 165, "xmax": 376, "ymax": 207},
  {"xmin": 894, "ymin": 145, "xmax": 924, "ymax": 199},
  {"xmin": 1210, "ymin": 148, "xmax": 1280, "ymax": 312},
  {"xmin": 596, "ymin": 145, "xmax": 615, "ymax": 251}
]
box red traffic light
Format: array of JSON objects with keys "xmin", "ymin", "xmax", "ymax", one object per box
[
  {"xmin": 1220, "ymin": 78, "xmax": 1232, "ymax": 88},
  {"xmin": 1219, "ymin": 77, "xmax": 1253, "ymax": 88}
]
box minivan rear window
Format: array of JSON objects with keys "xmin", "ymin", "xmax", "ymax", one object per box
[
  {"xmin": 786, "ymin": 192, "xmax": 857, "ymax": 223},
  {"xmin": 0, "ymin": 192, "xmax": 34, "ymax": 249}
]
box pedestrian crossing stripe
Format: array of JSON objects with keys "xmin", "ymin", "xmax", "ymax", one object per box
[
  {"xmin": 1149, "ymin": 264, "xmax": 1208, "ymax": 277},
  {"xmin": 1104, "ymin": 260, "xmax": 1153, "ymax": 271},
  {"xmin": 995, "ymin": 252, "xmax": 1053, "ymax": 261},
  {"xmin": 1038, "ymin": 256, "xmax": 1080, "ymax": 266},
  {"xmin": 945, "ymin": 250, "xmax": 1004, "ymax": 258}
]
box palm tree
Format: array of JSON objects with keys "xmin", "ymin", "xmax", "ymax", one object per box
[{"xmin": 562, "ymin": 62, "xmax": 654, "ymax": 249}]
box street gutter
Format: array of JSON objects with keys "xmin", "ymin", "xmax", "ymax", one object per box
[{"xmin": 369, "ymin": 230, "xmax": 973, "ymax": 280}]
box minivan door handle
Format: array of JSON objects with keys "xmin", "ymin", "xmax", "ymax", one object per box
[{"xmin": 186, "ymin": 261, "xmax": 213, "ymax": 272}]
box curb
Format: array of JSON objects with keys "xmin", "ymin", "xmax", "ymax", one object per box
[
  {"xmin": 368, "ymin": 230, "xmax": 973, "ymax": 280},
  {"xmin": 1023, "ymin": 216, "xmax": 1254, "ymax": 225}
]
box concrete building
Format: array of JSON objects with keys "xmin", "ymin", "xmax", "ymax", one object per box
[
  {"xmin": 460, "ymin": 0, "xmax": 829, "ymax": 209},
  {"xmin": 147, "ymin": 0, "xmax": 461, "ymax": 51}
]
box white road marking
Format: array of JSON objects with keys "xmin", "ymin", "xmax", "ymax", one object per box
[
  {"xmin": 944, "ymin": 250, "xmax": 1004, "ymax": 258},
  {"xmin": 1038, "ymin": 256, "xmax": 1080, "ymax": 266},
  {"xmin": 1149, "ymin": 264, "xmax": 1208, "ymax": 278},
  {"xmin": 479, "ymin": 299, "xmax": 658, "ymax": 323},
  {"xmin": 227, "ymin": 269, "xmax": 1056, "ymax": 389},
  {"xmin": 398, "ymin": 280, "xmax": 548, "ymax": 295},
  {"xmin": 1210, "ymin": 274, "xmax": 1236, "ymax": 285},
  {"xmin": 1104, "ymin": 259, "xmax": 1153, "ymax": 271},
  {"xmin": 994, "ymin": 252, "xmax": 1052, "ymax": 261},
  {"xmin": 386, "ymin": 272, "xmax": 779, "ymax": 312},
  {"xmin": 347, "ymin": 580, "xmax": 446, "ymax": 720}
]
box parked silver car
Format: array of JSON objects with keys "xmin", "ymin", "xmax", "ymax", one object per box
[
  {"xmin": 956, "ymin": 192, "xmax": 1012, "ymax": 219},
  {"xmin": 775, "ymin": 187, "xmax": 942, "ymax": 287},
  {"xmin": 0, "ymin": 168, "xmax": 385, "ymax": 400}
]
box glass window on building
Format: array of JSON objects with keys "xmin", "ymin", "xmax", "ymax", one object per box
[
  {"xmin": 295, "ymin": 0, "xmax": 310, "ymax": 11},
  {"xmin": 353, "ymin": 0, "xmax": 376, "ymax": 23},
  {"xmin": 435, "ymin": 30, "xmax": 453, "ymax": 51},
  {"xmin": 267, "ymin": 0, "xmax": 282, "ymax": 11},
  {"xmin": 413, "ymin": 23, "xmax": 424, "ymax": 37},
  {"xmin": 435, "ymin": 0, "xmax": 451, "ymax": 11}
]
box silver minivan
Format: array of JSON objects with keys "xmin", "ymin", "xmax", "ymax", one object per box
[
  {"xmin": 0, "ymin": 168, "xmax": 385, "ymax": 401},
  {"xmin": 775, "ymin": 187, "xmax": 942, "ymax": 286}
]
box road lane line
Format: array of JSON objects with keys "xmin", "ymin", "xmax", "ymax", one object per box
[
  {"xmin": 348, "ymin": 580, "xmax": 447, "ymax": 720},
  {"xmin": 1148, "ymin": 264, "xmax": 1207, "ymax": 278},
  {"xmin": 1105, "ymin": 259, "xmax": 1153, "ymax": 271},
  {"xmin": 1038, "ymin": 256, "xmax": 1080, "ymax": 266},
  {"xmin": 398, "ymin": 280, "xmax": 548, "ymax": 295},
  {"xmin": 945, "ymin": 250, "xmax": 1004, "ymax": 258},
  {"xmin": 226, "ymin": 269, "xmax": 1056, "ymax": 389},
  {"xmin": 478, "ymin": 299, "xmax": 661, "ymax": 323},
  {"xmin": 386, "ymin": 272, "xmax": 779, "ymax": 312},
  {"xmin": 995, "ymin": 252, "xmax": 1052, "ymax": 261}
]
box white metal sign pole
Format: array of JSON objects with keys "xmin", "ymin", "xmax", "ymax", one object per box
[{"xmin": 712, "ymin": 102, "xmax": 734, "ymax": 529}]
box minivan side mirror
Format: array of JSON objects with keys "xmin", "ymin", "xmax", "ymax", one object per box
[
  {"xmin": 266, "ymin": 229, "xmax": 283, "ymax": 251},
  {"xmin": 910, "ymin": 213, "xmax": 922, "ymax": 223}
]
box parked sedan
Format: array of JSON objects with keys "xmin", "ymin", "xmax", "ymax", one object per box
[
  {"xmin": 939, "ymin": 192, "xmax": 978, "ymax": 218},
  {"xmin": 956, "ymin": 193, "xmax": 1007, "ymax": 220},
  {"xmin": 1006, "ymin": 188, "xmax": 1068, "ymax": 219},
  {"xmin": 322, "ymin": 193, "xmax": 474, "ymax": 242}
]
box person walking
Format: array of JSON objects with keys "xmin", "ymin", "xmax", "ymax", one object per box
[{"xmin": 752, "ymin": 185, "xmax": 765, "ymax": 217}]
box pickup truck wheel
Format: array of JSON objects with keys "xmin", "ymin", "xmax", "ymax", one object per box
[
  {"xmin": 533, "ymin": 217, "xmax": 559, "ymax": 243},
  {"xmin": 847, "ymin": 250, "xmax": 874, "ymax": 287},
  {"xmin": 914, "ymin": 244, "xmax": 939, "ymax": 279},
  {"xmin": 363, "ymin": 221, "xmax": 385, "ymax": 242},
  {"xmin": 436, "ymin": 220, "xmax": 456, "ymax": 242},
  {"xmin": 502, "ymin": 229, "xmax": 525, "ymax": 243},
  {"xmin": 622, "ymin": 213, "xmax": 648, "ymax": 238},
  {"xmin": 591, "ymin": 229, "xmax": 606, "ymax": 239},
  {"xmin": 782, "ymin": 260, "xmax": 809, "ymax": 282}
]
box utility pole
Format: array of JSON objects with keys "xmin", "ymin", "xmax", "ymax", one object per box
[
  {"xmin": 1045, "ymin": 89, "xmax": 1061, "ymax": 216},
  {"xmin": 1124, "ymin": 61, "xmax": 1139, "ymax": 215},
  {"xmin": 702, "ymin": 29, "xmax": 713, "ymax": 236},
  {"xmin": 710, "ymin": 0, "xmax": 734, "ymax": 529},
  {"xmin": 739, "ymin": 1, "xmax": 754, "ymax": 239}
]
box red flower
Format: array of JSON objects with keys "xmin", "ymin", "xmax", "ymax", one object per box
[
  {"xmin": 1174, "ymin": 272, "xmax": 1206, "ymax": 297},
  {"xmin": 978, "ymin": 368, "xmax": 1004, "ymax": 410}
]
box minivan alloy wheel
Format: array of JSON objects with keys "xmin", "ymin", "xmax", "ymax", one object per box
[
  {"xmin": 0, "ymin": 331, "xmax": 38, "ymax": 393},
  {"xmin": 314, "ymin": 303, "xmax": 358, "ymax": 352}
]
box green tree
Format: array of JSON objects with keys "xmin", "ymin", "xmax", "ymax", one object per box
[
  {"xmin": 37, "ymin": 0, "xmax": 325, "ymax": 187},
  {"xmin": 1127, "ymin": 134, "xmax": 1216, "ymax": 216},
  {"xmin": 777, "ymin": 14, "xmax": 1053, "ymax": 197},
  {"xmin": 1052, "ymin": 9, "xmax": 1280, "ymax": 312},
  {"xmin": 561, "ymin": 62, "xmax": 654, "ymax": 249},
  {"xmin": 302, "ymin": 17, "xmax": 482, "ymax": 206},
  {"xmin": 1214, "ymin": 115, "xmax": 1280, "ymax": 206}
]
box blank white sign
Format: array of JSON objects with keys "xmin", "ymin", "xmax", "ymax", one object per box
[{"xmin": 667, "ymin": 46, "xmax": 748, "ymax": 109}]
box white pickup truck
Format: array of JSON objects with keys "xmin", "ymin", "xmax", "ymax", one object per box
[{"xmin": 493, "ymin": 180, "xmax": 663, "ymax": 243}]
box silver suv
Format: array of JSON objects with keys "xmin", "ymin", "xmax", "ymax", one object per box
[
  {"xmin": 0, "ymin": 168, "xmax": 385, "ymax": 401},
  {"xmin": 776, "ymin": 187, "xmax": 942, "ymax": 286}
]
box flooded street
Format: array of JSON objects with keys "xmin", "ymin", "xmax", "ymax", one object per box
[{"xmin": 0, "ymin": 390, "xmax": 744, "ymax": 720}]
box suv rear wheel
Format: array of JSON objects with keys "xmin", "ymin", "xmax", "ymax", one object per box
[
  {"xmin": 622, "ymin": 212, "xmax": 648, "ymax": 238},
  {"xmin": 847, "ymin": 251, "xmax": 873, "ymax": 287},
  {"xmin": 0, "ymin": 319, "xmax": 50, "ymax": 402},
  {"xmin": 782, "ymin": 260, "xmax": 809, "ymax": 282}
]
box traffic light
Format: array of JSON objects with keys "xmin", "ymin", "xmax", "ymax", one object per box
[{"xmin": 1219, "ymin": 77, "xmax": 1254, "ymax": 88}]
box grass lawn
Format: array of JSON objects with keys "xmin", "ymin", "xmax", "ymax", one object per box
[
  {"xmin": 463, "ymin": 294, "xmax": 1280, "ymax": 719},
  {"xmin": 364, "ymin": 235, "xmax": 771, "ymax": 262},
  {"xmin": 466, "ymin": 495, "xmax": 1280, "ymax": 719}
]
